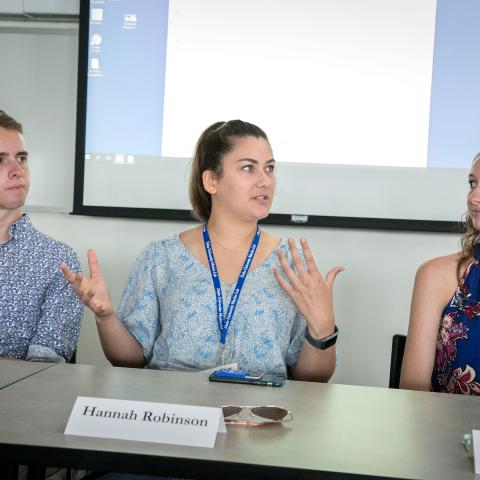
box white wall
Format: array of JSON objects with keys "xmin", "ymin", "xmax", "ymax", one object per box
[
  {"xmin": 0, "ymin": 22, "xmax": 78, "ymax": 211},
  {"xmin": 27, "ymin": 211, "xmax": 459, "ymax": 387}
]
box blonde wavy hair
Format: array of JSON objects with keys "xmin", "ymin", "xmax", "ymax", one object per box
[{"xmin": 460, "ymin": 153, "xmax": 480, "ymax": 265}]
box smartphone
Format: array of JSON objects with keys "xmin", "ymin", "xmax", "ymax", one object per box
[{"xmin": 209, "ymin": 368, "xmax": 285, "ymax": 387}]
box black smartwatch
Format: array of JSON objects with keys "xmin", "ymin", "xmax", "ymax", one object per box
[{"xmin": 305, "ymin": 325, "xmax": 338, "ymax": 350}]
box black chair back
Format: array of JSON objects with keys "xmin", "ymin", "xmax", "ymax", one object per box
[
  {"xmin": 68, "ymin": 348, "xmax": 77, "ymax": 364},
  {"xmin": 389, "ymin": 334, "xmax": 406, "ymax": 388}
]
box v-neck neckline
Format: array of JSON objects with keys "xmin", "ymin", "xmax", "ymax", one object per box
[{"xmin": 176, "ymin": 233, "xmax": 283, "ymax": 287}]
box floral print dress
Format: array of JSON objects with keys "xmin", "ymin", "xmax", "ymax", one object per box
[{"xmin": 431, "ymin": 254, "xmax": 480, "ymax": 394}]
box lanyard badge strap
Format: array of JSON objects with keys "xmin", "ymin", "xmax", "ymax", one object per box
[{"xmin": 203, "ymin": 224, "xmax": 261, "ymax": 345}]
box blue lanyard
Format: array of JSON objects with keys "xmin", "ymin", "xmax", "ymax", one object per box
[{"xmin": 202, "ymin": 224, "xmax": 261, "ymax": 345}]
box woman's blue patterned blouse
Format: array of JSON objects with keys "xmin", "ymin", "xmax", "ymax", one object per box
[{"xmin": 117, "ymin": 235, "xmax": 306, "ymax": 377}]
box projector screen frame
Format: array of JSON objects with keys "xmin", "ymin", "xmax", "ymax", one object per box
[{"xmin": 72, "ymin": 0, "xmax": 463, "ymax": 234}]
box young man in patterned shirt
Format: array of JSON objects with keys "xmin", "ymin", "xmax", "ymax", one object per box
[{"xmin": 0, "ymin": 110, "xmax": 83, "ymax": 362}]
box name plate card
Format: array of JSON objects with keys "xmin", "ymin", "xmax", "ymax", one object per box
[
  {"xmin": 65, "ymin": 396, "xmax": 226, "ymax": 449},
  {"xmin": 473, "ymin": 430, "xmax": 480, "ymax": 473}
]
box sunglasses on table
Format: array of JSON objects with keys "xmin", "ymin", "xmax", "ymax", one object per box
[{"xmin": 222, "ymin": 405, "xmax": 293, "ymax": 426}]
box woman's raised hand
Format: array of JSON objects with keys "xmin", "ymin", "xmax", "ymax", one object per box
[
  {"xmin": 273, "ymin": 238, "xmax": 344, "ymax": 338},
  {"xmin": 61, "ymin": 249, "xmax": 114, "ymax": 320}
]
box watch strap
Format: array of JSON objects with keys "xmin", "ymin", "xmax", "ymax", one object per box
[{"xmin": 305, "ymin": 325, "xmax": 338, "ymax": 350}]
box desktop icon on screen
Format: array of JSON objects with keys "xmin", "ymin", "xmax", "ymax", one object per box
[
  {"xmin": 123, "ymin": 13, "xmax": 137, "ymax": 29},
  {"xmin": 91, "ymin": 8, "xmax": 103, "ymax": 22},
  {"xmin": 114, "ymin": 154, "xmax": 126, "ymax": 164},
  {"xmin": 124, "ymin": 14, "xmax": 137, "ymax": 23},
  {"xmin": 90, "ymin": 34, "xmax": 102, "ymax": 47},
  {"xmin": 90, "ymin": 58, "xmax": 100, "ymax": 70}
]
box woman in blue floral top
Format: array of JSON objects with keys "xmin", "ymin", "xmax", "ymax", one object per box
[
  {"xmin": 401, "ymin": 153, "xmax": 480, "ymax": 394},
  {"xmin": 63, "ymin": 120, "xmax": 343, "ymax": 382}
]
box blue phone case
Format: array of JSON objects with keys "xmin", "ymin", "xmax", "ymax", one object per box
[{"xmin": 209, "ymin": 368, "xmax": 285, "ymax": 387}]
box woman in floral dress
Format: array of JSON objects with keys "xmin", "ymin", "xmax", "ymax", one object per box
[{"xmin": 401, "ymin": 153, "xmax": 480, "ymax": 394}]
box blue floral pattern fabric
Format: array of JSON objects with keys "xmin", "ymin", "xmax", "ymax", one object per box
[
  {"xmin": 0, "ymin": 215, "xmax": 83, "ymax": 362},
  {"xmin": 118, "ymin": 235, "xmax": 307, "ymax": 376},
  {"xmin": 431, "ymin": 250, "xmax": 480, "ymax": 394}
]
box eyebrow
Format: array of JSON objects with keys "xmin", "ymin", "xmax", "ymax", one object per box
[
  {"xmin": 0, "ymin": 151, "xmax": 28, "ymax": 157},
  {"xmin": 236, "ymin": 158, "xmax": 275, "ymax": 164}
]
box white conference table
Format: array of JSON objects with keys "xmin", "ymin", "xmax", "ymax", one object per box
[{"xmin": 0, "ymin": 363, "xmax": 479, "ymax": 479}]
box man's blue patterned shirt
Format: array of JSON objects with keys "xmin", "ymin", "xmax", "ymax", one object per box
[{"xmin": 0, "ymin": 215, "xmax": 83, "ymax": 361}]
